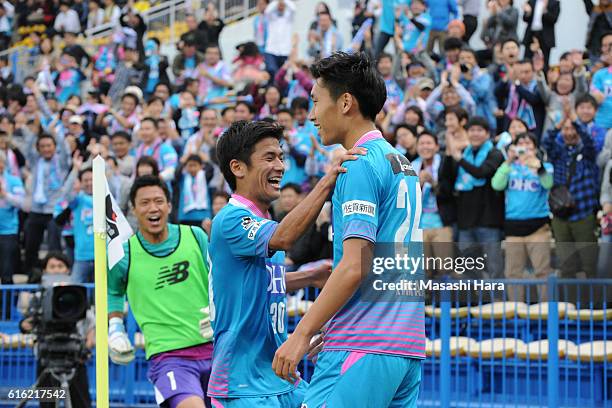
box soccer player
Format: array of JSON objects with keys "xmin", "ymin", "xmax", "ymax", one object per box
[
  {"xmin": 108, "ymin": 175, "xmax": 214, "ymax": 408},
  {"xmin": 273, "ymin": 52, "xmax": 426, "ymax": 407},
  {"xmin": 208, "ymin": 120, "xmax": 364, "ymax": 407}
]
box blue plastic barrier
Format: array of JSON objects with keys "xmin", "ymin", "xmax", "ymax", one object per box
[{"xmin": 1, "ymin": 278, "xmax": 611, "ymax": 407}]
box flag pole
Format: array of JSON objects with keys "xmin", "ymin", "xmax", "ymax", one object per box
[{"xmin": 92, "ymin": 155, "xmax": 110, "ymax": 408}]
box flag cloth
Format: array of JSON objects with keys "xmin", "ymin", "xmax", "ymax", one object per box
[{"xmin": 105, "ymin": 179, "xmax": 133, "ymax": 269}]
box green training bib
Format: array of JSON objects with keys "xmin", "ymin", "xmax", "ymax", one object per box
[{"xmin": 126, "ymin": 225, "xmax": 211, "ymax": 359}]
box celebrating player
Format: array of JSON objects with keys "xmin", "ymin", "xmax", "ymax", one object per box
[
  {"xmin": 207, "ymin": 120, "xmax": 365, "ymax": 407},
  {"xmin": 273, "ymin": 52, "xmax": 426, "ymax": 407},
  {"xmin": 108, "ymin": 175, "xmax": 214, "ymax": 408}
]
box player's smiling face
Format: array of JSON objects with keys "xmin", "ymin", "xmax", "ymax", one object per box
[
  {"xmin": 244, "ymin": 137, "xmax": 285, "ymax": 204},
  {"xmin": 134, "ymin": 186, "xmax": 172, "ymax": 238},
  {"xmin": 309, "ymin": 79, "xmax": 343, "ymax": 146}
]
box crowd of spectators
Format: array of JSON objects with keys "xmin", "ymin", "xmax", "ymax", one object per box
[{"xmin": 0, "ymin": 0, "xmax": 610, "ymax": 301}]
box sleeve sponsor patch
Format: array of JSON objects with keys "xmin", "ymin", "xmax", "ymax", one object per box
[
  {"xmin": 241, "ymin": 216, "xmax": 269, "ymax": 240},
  {"xmin": 342, "ymin": 200, "xmax": 376, "ymax": 217}
]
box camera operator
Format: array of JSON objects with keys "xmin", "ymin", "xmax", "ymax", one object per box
[{"xmin": 19, "ymin": 252, "xmax": 94, "ymax": 408}]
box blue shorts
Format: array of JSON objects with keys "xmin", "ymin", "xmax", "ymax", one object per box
[
  {"xmin": 302, "ymin": 351, "xmax": 422, "ymax": 408},
  {"xmin": 148, "ymin": 357, "xmax": 212, "ymax": 408},
  {"xmin": 211, "ymin": 380, "xmax": 307, "ymax": 408}
]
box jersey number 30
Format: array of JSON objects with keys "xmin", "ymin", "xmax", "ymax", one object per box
[{"xmin": 270, "ymin": 301, "xmax": 286, "ymax": 334}]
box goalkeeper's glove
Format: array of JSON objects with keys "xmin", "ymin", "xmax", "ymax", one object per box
[
  {"xmin": 108, "ymin": 317, "xmax": 135, "ymax": 365},
  {"xmin": 199, "ymin": 307, "xmax": 213, "ymax": 339}
]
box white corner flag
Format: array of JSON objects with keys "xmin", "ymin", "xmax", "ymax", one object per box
[
  {"xmin": 93, "ymin": 155, "xmax": 135, "ymax": 408},
  {"xmin": 104, "ymin": 179, "xmax": 133, "ymax": 269}
]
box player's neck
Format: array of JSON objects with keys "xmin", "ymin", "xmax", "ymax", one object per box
[
  {"xmin": 342, "ymin": 121, "xmax": 378, "ymax": 150},
  {"xmin": 141, "ymin": 225, "xmax": 169, "ymax": 244}
]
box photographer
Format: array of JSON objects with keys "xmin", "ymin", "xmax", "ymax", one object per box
[
  {"xmin": 492, "ymin": 132, "xmax": 553, "ymax": 301},
  {"xmin": 19, "ymin": 252, "xmax": 94, "ymax": 408}
]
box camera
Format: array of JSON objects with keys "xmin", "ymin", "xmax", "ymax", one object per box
[{"xmin": 24, "ymin": 281, "xmax": 89, "ymax": 374}]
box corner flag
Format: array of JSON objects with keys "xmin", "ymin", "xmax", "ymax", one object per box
[{"xmin": 92, "ymin": 155, "xmax": 133, "ymax": 408}]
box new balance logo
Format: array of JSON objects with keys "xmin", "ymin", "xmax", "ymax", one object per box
[{"xmin": 155, "ymin": 261, "xmax": 190, "ymax": 290}]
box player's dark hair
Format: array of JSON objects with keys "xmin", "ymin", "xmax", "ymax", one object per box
[
  {"xmin": 310, "ymin": 52, "xmax": 386, "ymax": 121},
  {"xmin": 290, "ymin": 97, "xmax": 310, "ymax": 112},
  {"xmin": 129, "ymin": 175, "xmax": 171, "ymax": 206},
  {"xmin": 216, "ymin": 120, "xmax": 283, "ymax": 191},
  {"xmin": 281, "ymin": 183, "xmax": 302, "ymax": 195},
  {"xmin": 466, "ymin": 116, "xmax": 491, "ymax": 133},
  {"xmin": 42, "ymin": 251, "xmax": 71, "ymax": 271}
]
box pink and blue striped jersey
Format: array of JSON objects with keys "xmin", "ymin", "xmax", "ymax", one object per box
[
  {"xmin": 325, "ymin": 130, "xmax": 426, "ymax": 359},
  {"xmin": 207, "ymin": 194, "xmax": 296, "ymax": 398}
]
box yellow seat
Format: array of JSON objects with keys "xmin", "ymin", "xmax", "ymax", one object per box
[
  {"xmin": 425, "ymin": 305, "xmax": 470, "ymax": 318},
  {"xmin": 468, "ymin": 338, "xmax": 525, "ymax": 359},
  {"xmin": 566, "ymin": 309, "xmax": 612, "ymax": 321},
  {"xmin": 516, "ymin": 339, "xmax": 577, "ymax": 360},
  {"xmin": 430, "ymin": 336, "xmax": 479, "ymax": 357},
  {"xmin": 517, "ymin": 302, "xmax": 576, "ymax": 320},
  {"xmin": 470, "ymin": 302, "xmax": 528, "ymax": 319},
  {"xmin": 567, "ymin": 341, "xmax": 612, "ymax": 363}
]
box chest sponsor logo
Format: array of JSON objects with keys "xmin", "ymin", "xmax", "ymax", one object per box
[
  {"xmin": 267, "ymin": 263, "xmax": 287, "ymax": 294},
  {"xmin": 342, "ymin": 200, "xmax": 376, "ymax": 217},
  {"xmin": 155, "ymin": 260, "xmax": 190, "ymax": 290}
]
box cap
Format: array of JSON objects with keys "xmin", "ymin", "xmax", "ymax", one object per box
[
  {"xmin": 123, "ymin": 86, "xmax": 143, "ymax": 104},
  {"xmin": 416, "ymin": 77, "xmax": 435, "ymax": 90},
  {"xmin": 68, "ymin": 115, "xmax": 84, "ymax": 125}
]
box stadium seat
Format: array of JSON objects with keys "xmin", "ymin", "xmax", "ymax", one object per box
[
  {"xmin": 567, "ymin": 341, "xmax": 612, "ymax": 363},
  {"xmin": 430, "ymin": 336, "xmax": 479, "ymax": 357},
  {"xmin": 515, "ymin": 339, "xmax": 577, "ymax": 360},
  {"xmin": 425, "ymin": 305, "xmax": 470, "ymax": 318},
  {"xmin": 470, "ymin": 302, "xmax": 528, "ymax": 319},
  {"xmin": 468, "ymin": 338, "xmax": 526, "ymax": 359},
  {"xmin": 516, "ymin": 302, "xmax": 576, "ymax": 320},
  {"xmin": 566, "ymin": 309, "xmax": 612, "ymax": 321}
]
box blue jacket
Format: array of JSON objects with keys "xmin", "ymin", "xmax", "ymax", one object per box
[
  {"xmin": 428, "ymin": 0, "xmax": 458, "ymax": 31},
  {"xmin": 461, "ymin": 69, "xmax": 497, "ymax": 132}
]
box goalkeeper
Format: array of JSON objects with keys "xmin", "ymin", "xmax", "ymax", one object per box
[{"xmin": 107, "ymin": 175, "xmax": 213, "ymax": 408}]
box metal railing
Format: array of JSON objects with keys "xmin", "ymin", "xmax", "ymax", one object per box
[{"xmin": 1, "ymin": 278, "xmax": 611, "ymax": 407}]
